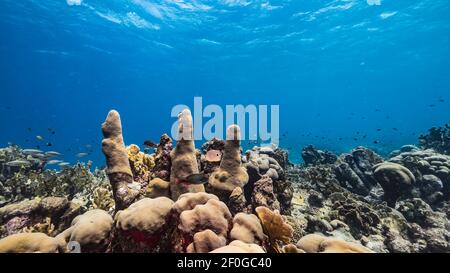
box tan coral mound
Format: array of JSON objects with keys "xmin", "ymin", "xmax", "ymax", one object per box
[
  {"xmin": 297, "ymin": 234, "xmax": 374, "ymax": 253},
  {"xmin": 56, "ymin": 209, "xmax": 113, "ymax": 253},
  {"xmin": 209, "ymin": 125, "xmax": 249, "ymax": 196},
  {"xmin": 186, "ymin": 229, "xmax": 227, "ymax": 253},
  {"xmin": 230, "ymin": 213, "xmax": 267, "ymax": 245},
  {"xmin": 210, "ymin": 240, "xmax": 265, "ymax": 253},
  {"xmin": 170, "ymin": 109, "xmax": 204, "ymax": 200},
  {"xmin": 172, "ymin": 192, "xmax": 219, "ymax": 214},
  {"xmin": 0, "ymin": 233, "xmax": 62, "ymax": 253},
  {"xmin": 115, "ymin": 197, "xmax": 174, "ymax": 233},
  {"xmin": 255, "ymin": 206, "xmax": 293, "ymax": 253},
  {"xmin": 178, "ymin": 198, "xmax": 232, "ymax": 237}
]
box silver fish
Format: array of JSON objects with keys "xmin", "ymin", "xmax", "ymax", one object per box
[
  {"xmin": 36, "ymin": 135, "xmax": 44, "ymax": 141},
  {"xmin": 22, "ymin": 149, "xmax": 43, "ymax": 155},
  {"xmin": 47, "ymin": 160, "xmax": 62, "ymax": 165},
  {"xmin": 76, "ymin": 153, "xmax": 88, "ymax": 158},
  {"xmin": 6, "ymin": 160, "xmax": 31, "ymax": 167},
  {"xmin": 58, "ymin": 162, "xmax": 70, "ymax": 166},
  {"xmin": 45, "ymin": 151, "xmax": 62, "ymax": 158}
]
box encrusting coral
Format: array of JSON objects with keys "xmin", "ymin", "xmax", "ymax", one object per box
[
  {"xmin": 101, "ymin": 110, "xmax": 139, "ymax": 210},
  {"xmin": 152, "ymin": 134, "xmax": 173, "ymax": 181},
  {"xmin": 296, "ymin": 234, "xmax": 374, "ymax": 253},
  {"xmin": 208, "ymin": 125, "xmax": 249, "ymax": 199},
  {"xmin": 0, "ymin": 232, "xmax": 63, "ymax": 253},
  {"xmin": 126, "ymin": 144, "xmax": 154, "ymax": 187},
  {"xmin": 170, "ymin": 109, "xmax": 204, "ymax": 200}
]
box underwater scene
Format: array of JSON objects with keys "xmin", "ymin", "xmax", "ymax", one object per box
[{"xmin": 0, "ymin": 0, "xmax": 449, "ymax": 255}]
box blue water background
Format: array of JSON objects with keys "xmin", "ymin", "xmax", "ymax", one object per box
[{"xmin": 0, "ymin": 0, "xmax": 449, "ymax": 166}]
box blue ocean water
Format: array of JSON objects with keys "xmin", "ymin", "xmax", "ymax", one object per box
[{"xmin": 0, "ymin": 0, "xmax": 449, "ymax": 166}]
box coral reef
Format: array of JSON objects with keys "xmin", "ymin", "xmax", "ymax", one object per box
[
  {"xmin": 302, "ymin": 145, "xmax": 337, "ymax": 166},
  {"xmin": 334, "ymin": 146, "xmax": 383, "ymax": 196},
  {"xmin": 152, "ymin": 134, "xmax": 173, "ymax": 181},
  {"xmin": 245, "ymin": 146, "xmax": 293, "ymax": 214},
  {"xmin": 126, "ymin": 144, "xmax": 154, "ymax": 187},
  {"xmin": 0, "ymin": 197, "xmax": 80, "ymax": 238},
  {"xmin": 1, "ymin": 114, "xmax": 449, "ymax": 254},
  {"xmin": 296, "ymin": 234, "xmax": 373, "ymax": 253},
  {"xmin": 419, "ymin": 124, "xmax": 450, "ymax": 155}
]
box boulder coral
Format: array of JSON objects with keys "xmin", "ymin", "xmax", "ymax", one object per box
[
  {"xmin": 208, "ymin": 125, "xmax": 249, "ymax": 199},
  {"xmin": 101, "ymin": 110, "xmax": 139, "ymax": 210},
  {"xmin": 230, "ymin": 212, "xmax": 266, "ymax": 245},
  {"xmin": 210, "ymin": 240, "xmax": 265, "ymax": 253},
  {"xmin": 373, "ymin": 162, "xmax": 416, "ymax": 206},
  {"xmin": 56, "ymin": 209, "xmax": 113, "ymax": 253},
  {"xmin": 114, "ymin": 197, "xmax": 174, "ymax": 252},
  {"xmin": 170, "ymin": 109, "xmax": 204, "ymax": 200},
  {"xmin": 186, "ymin": 229, "xmax": 227, "ymax": 253}
]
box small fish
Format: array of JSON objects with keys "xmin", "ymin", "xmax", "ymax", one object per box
[
  {"xmin": 375, "ymin": 109, "xmax": 381, "ymax": 112},
  {"xmin": 45, "ymin": 151, "xmax": 61, "ymax": 158},
  {"xmin": 143, "ymin": 140, "xmax": 158, "ymax": 148},
  {"xmin": 22, "ymin": 149, "xmax": 43, "ymax": 155},
  {"xmin": 32, "ymin": 153, "xmax": 46, "ymax": 159},
  {"xmin": 36, "ymin": 135, "xmax": 44, "ymax": 141},
  {"xmin": 178, "ymin": 173, "xmax": 209, "ymax": 185},
  {"xmin": 6, "ymin": 160, "xmax": 31, "ymax": 167},
  {"xmin": 205, "ymin": 149, "xmax": 222, "ymax": 162},
  {"xmin": 76, "ymin": 152, "xmax": 88, "ymax": 158},
  {"xmin": 376, "ymin": 129, "xmax": 381, "ymax": 132},
  {"xmin": 27, "ymin": 128, "xmax": 32, "ymax": 132},
  {"xmin": 51, "ymin": 131, "xmax": 56, "ymax": 135},
  {"xmin": 338, "ymin": 138, "xmax": 343, "ymax": 141},
  {"xmin": 439, "ymin": 99, "xmax": 445, "ymax": 103},
  {"xmin": 353, "ymin": 138, "xmax": 358, "ymax": 141},
  {"xmin": 47, "ymin": 160, "xmax": 62, "ymax": 165},
  {"xmin": 429, "ymin": 104, "xmax": 436, "ymax": 108},
  {"xmin": 392, "ymin": 128, "xmax": 398, "ymax": 131},
  {"xmin": 46, "ymin": 142, "xmax": 52, "ymax": 147},
  {"xmin": 373, "ymin": 140, "xmax": 379, "ymax": 144},
  {"xmin": 58, "ymin": 162, "xmax": 70, "ymax": 167},
  {"xmin": 85, "ymin": 144, "xmax": 92, "ymax": 149}
]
